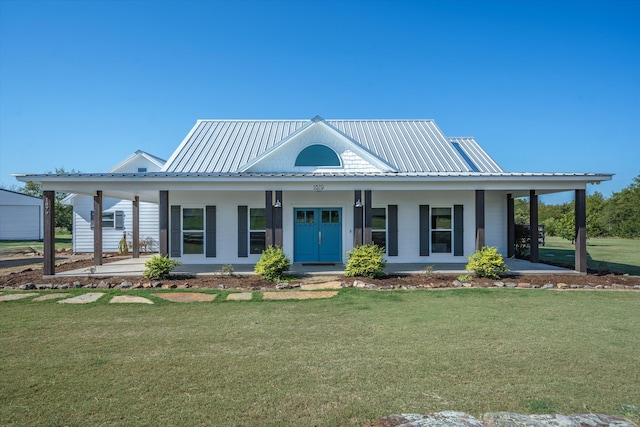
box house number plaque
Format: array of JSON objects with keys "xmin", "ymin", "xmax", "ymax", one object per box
[{"xmin": 313, "ymin": 185, "xmax": 324, "ymax": 192}]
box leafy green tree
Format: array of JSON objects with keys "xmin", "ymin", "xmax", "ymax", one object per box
[
  {"xmin": 607, "ymin": 174, "xmax": 640, "ymax": 238},
  {"xmin": 586, "ymin": 192, "xmax": 609, "ymax": 238},
  {"xmin": 21, "ymin": 167, "xmax": 77, "ymax": 233},
  {"xmin": 556, "ymin": 212, "xmax": 576, "ymax": 243}
]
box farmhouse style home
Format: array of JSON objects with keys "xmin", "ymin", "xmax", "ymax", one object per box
[
  {"xmin": 62, "ymin": 150, "xmax": 165, "ymax": 253},
  {"xmin": 15, "ymin": 116, "xmax": 612, "ymax": 276}
]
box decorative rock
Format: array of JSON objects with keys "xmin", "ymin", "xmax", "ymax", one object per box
[
  {"xmin": 494, "ymin": 281, "xmax": 505, "ymax": 288},
  {"xmin": 120, "ymin": 281, "xmax": 133, "ymax": 289},
  {"xmin": 354, "ymin": 280, "xmax": 367, "ymax": 288},
  {"xmin": 596, "ymin": 285, "xmax": 604, "ymax": 289},
  {"xmin": 36, "ymin": 284, "xmax": 53, "ymax": 290},
  {"xmin": 58, "ymin": 284, "xmax": 69, "ymax": 289},
  {"xmin": 110, "ymin": 295, "xmax": 153, "ymax": 304},
  {"xmin": 517, "ymin": 282, "xmax": 531, "ymax": 288},
  {"xmin": 73, "ymin": 281, "xmax": 83, "ymax": 288},
  {"xmin": 635, "ymin": 285, "xmax": 640, "ymax": 290},
  {"xmin": 463, "ymin": 282, "xmax": 473, "ymax": 288},
  {"xmin": 177, "ymin": 283, "xmax": 190, "ymax": 289},
  {"xmin": 142, "ymin": 282, "xmax": 153, "ymax": 288},
  {"xmin": 453, "ymin": 280, "xmax": 463, "ymax": 287},
  {"xmin": 531, "ymin": 284, "xmax": 540, "ymax": 289},
  {"xmin": 380, "ymin": 285, "xmax": 395, "ymax": 290},
  {"xmin": 18, "ymin": 283, "xmax": 36, "ymax": 290},
  {"xmin": 365, "ymin": 283, "xmax": 377, "ymax": 289},
  {"xmin": 570, "ymin": 284, "xmax": 581, "ymax": 289},
  {"xmin": 276, "ymin": 282, "xmax": 300, "ymax": 290},
  {"xmin": 0, "ymin": 293, "xmax": 38, "ymax": 302},
  {"xmin": 153, "ymin": 281, "xmax": 162, "ymax": 288},
  {"xmin": 58, "ymin": 293, "xmax": 105, "ymax": 304},
  {"xmin": 612, "ymin": 284, "xmax": 626, "ymax": 289},
  {"xmin": 217, "ymin": 284, "xmax": 227, "ymax": 289},
  {"xmin": 557, "ymin": 282, "xmax": 568, "ymax": 289},
  {"xmin": 543, "ymin": 284, "xmax": 555, "ymax": 289},
  {"xmin": 505, "ymin": 282, "xmax": 517, "ymax": 288},
  {"xmin": 96, "ymin": 281, "xmax": 110, "ymax": 289},
  {"xmin": 605, "ymin": 286, "xmax": 612, "ymax": 289},
  {"xmin": 584, "ymin": 285, "xmax": 594, "ymax": 289},
  {"xmin": 132, "ymin": 282, "xmax": 143, "ymax": 289}
]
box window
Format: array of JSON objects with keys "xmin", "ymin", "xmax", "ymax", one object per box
[
  {"xmin": 295, "ymin": 144, "xmax": 341, "ymax": 167},
  {"xmin": 91, "ymin": 210, "xmax": 123, "ymax": 229},
  {"xmin": 431, "ymin": 207, "xmax": 452, "ymax": 253},
  {"xmin": 183, "ymin": 208, "xmax": 204, "ymax": 254},
  {"xmin": 372, "ymin": 207, "xmax": 386, "ymax": 250},
  {"xmin": 137, "ymin": 167, "xmax": 147, "ymax": 172},
  {"xmin": 249, "ymin": 208, "xmax": 266, "ymax": 254}
]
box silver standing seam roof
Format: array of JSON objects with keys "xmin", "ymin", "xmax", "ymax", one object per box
[{"xmin": 161, "ymin": 118, "xmax": 504, "ymax": 174}]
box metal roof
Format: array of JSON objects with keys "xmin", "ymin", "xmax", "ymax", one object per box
[{"xmin": 161, "ymin": 118, "xmax": 505, "ymax": 174}]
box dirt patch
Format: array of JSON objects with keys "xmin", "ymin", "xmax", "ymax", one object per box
[{"xmin": 1, "ymin": 256, "xmax": 639, "ymax": 291}]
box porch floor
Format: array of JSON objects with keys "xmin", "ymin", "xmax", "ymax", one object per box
[{"xmin": 50, "ymin": 256, "xmax": 578, "ymax": 278}]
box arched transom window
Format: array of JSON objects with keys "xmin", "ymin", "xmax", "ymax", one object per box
[{"xmin": 295, "ymin": 144, "xmax": 341, "ymax": 167}]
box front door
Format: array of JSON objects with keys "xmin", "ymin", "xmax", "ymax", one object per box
[{"xmin": 294, "ymin": 208, "xmax": 342, "ymax": 262}]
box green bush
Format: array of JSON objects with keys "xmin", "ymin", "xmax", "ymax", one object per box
[
  {"xmin": 465, "ymin": 246, "xmax": 509, "ymax": 279},
  {"xmin": 344, "ymin": 244, "xmax": 386, "ymax": 278},
  {"xmin": 254, "ymin": 246, "xmax": 291, "ymax": 282},
  {"xmin": 143, "ymin": 255, "xmax": 181, "ymax": 279}
]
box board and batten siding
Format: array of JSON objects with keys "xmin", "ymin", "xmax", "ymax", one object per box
[{"xmin": 71, "ymin": 196, "xmax": 159, "ymax": 253}]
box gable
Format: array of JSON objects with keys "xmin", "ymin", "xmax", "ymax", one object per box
[{"xmin": 109, "ymin": 150, "xmax": 166, "ymax": 173}]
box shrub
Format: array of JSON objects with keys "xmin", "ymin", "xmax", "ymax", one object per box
[
  {"xmin": 254, "ymin": 246, "xmax": 291, "ymax": 282},
  {"xmin": 344, "ymin": 244, "xmax": 386, "ymax": 278},
  {"xmin": 220, "ymin": 264, "xmax": 234, "ymax": 275},
  {"xmin": 466, "ymin": 246, "xmax": 509, "ymax": 279},
  {"xmin": 143, "ymin": 255, "xmax": 181, "ymax": 279},
  {"xmin": 457, "ymin": 274, "xmax": 473, "ymax": 282}
]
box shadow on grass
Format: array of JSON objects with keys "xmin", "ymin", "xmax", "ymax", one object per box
[{"xmin": 540, "ymin": 247, "xmax": 640, "ymax": 276}]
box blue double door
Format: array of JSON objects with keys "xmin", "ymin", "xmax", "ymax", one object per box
[{"xmin": 294, "ymin": 208, "xmax": 342, "ymax": 262}]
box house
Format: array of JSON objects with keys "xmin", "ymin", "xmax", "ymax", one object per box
[
  {"xmin": 62, "ymin": 150, "xmax": 165, "ymax": 253},
  {"xmin": 14, "ymin": 116, "xmax": 612, "ymax": 275},
  {"xmin": 0, "ymin": 189, "xmax": 43, "ymax": 240}
]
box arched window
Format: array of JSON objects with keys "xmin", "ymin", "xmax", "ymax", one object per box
[{"xmin": 295, "ymin": 145, "xmax": 341, "ymax": 167}]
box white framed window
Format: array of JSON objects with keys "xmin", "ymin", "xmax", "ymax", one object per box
[
  {"xmin": 249, "ymin": 208, "xmax": 266, "ymax": 254},
  {"xmin": 182, "ymin": 208, "xmax": 204, "ymax": 255},
  {"xmin": 431, "ymin": 207, "xmax": 452, "ymax": 253},
  {"xmin": 371, "ymin": 207, "xmax": 386, "ymax": 251},
  {"xmin": 91, "ymin": 210, "xmax": 123, "ymax": 229}
]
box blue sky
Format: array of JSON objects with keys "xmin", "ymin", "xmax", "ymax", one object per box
[{"xmin": 1, "ymin": 0, "xmax": 638, "ymax": 204}]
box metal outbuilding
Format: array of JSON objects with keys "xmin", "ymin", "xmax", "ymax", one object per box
[{"xmin": 0, "ymin": 189, "xmax": 43, "ymax": 240}]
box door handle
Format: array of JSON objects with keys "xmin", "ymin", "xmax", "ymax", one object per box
[{"xmin": 319, "ymin": 231, "xmax": 322, "ymax": 245}]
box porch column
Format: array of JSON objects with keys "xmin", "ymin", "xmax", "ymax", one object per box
[
  {"xmin": 529, "ymin": 190, "xmax": 539, "ymax": 263},
  {"xmin": 265, "ymin": 191, "xmax": 273, "ymax": 247},
  {"xmin": 274, "ymin": 191, "xmax": 283, "ymax": 247},
  {"xmin": 354, "ymin": 190, "xmax": 363, "ymax": 246},
  {"xmin": 575, "ymin": 189, "xmax": 587, "ymax": 273},
  {"xmin": 43, "ymin": 190, "xmax": 56, "ymax": 276},
  {"xmin": 159, "ymin": 190, "xmax": 169, "ymax": 256},
  {"xmin": 507, "ymin": 193, "xmax": 515, "ymax": 258},
  {"xmin": 364, "ymin": 190, "xmax": 372, "ymax": 245},
  {"xmin": 475, "ymin": 190, "xmax": 485, "ymax": 250},
  {"xmin": 132, "ymin": 196, "xmax": 140, "ymax": 258},
  {"xmin": 93, "ymin": 191, "xmax": 103, "ymax": 266}
]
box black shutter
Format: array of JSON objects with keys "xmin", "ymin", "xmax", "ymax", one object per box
[
  {"xmin": 170, "ymin": 205, "xmax": 181, "ymax": 257},
  {"xmin": 388, "ymin": 205, "xmax": 398, "ymax": 256},
  {"xmin": 419, "ymin": 205, "xmax": 430, "ymax": 256},
  {"xmin": 238, "ymin": 206, "xmax": 248, "ymax": 257},
  {"xmin": 454, "ymin": 204, "xmax": 464, "ymax": 256},
  {"xmin": 115, "ymin": 210, "xmax": 124, "ymax": 230},
  {"xmin": 206, "ymin": 206, "xmax": 216, "ymax": 258},
  {"xmin": 90, "ymin": 211, "xmax": 94, "ymax": 229}
]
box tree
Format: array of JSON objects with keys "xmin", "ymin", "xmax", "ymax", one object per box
[
  {"xmin": 21, "ymin": 167, "xmax": 77, "ymax": 233},
  {"xmin": 607, "ymin": 174, "xmax": 640, "ymax": 238},
  {"xmin": 586, "ymin": 192, "xmax": 609, "ymax": 238}
]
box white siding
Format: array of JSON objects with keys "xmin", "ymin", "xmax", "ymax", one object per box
[
  {"xmin": 166, "ymin": 189, "xmax": 500, "ymax": 264},
  {"xmin": 0, "ymin": 190, "xmax": 43, "ymax": 240},
  {"xmin": 485, "ymin": 191, "xmax": 508, "ymax": 255},
  {"xmin": 71, "ymin": 196, "xmax": 159, "ymax": 253}
]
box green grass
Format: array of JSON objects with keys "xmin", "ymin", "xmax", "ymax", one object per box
[
  {"xmin": 540, "ymin": 236, "xmax": 640, "ymax": 275},
  {"xmin": 1, "ymin": 289, "xmax": 639, "ymax": 426},
  {"xmin": 0, "ymin": 234, "xmax": 72, "ymax": 254}
]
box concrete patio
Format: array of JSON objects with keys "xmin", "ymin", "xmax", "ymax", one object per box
[{"xmin": 50, "ymin": 255, "xmax": 578, "ymax": 278}]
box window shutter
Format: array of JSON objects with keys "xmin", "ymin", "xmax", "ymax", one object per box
[
  {"xmin": 206, "ymin": 206, "xmax": 216, "ymax": 258},
  {"xmin": 90, "ymin": 211, "xmax": 94, "ymax": 229},
  {"xmin": 115, "ymin": 210, "xmax": 124, "ymax": 230},
  {"xmin": 170, "ymin": 205, "xmax": 181, "ymax": 257},
  {"xmin": 454, "ymin": 205, "xmax": 464, "ymax": 256},
  {"xmin": 419, "ymin": 205, "xmax": 429, "ymax": 256},
  {"xmin": 238, "ymin": 206, "xmax": 248, "ymax": 257},
  {"xmin": 387, "ymin": 205, "xmax": 398, "ymax": 256}
]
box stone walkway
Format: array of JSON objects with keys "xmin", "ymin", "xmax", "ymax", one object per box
[{"xmin": 0, "ymin": 288, "xmax": 340, "ymax": 304}]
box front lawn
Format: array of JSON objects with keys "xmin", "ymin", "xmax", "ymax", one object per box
[
  {"xmin": 1, "ymin": 289, "xmax": 638, "ymax": 426},
  {"xmin": 0, "ymin": 234, "xmax": 72, "ymax": 254}
]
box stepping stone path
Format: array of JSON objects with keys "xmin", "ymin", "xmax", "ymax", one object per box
[
  {"xmin": 33, "ymin": 293, "xmax": 70, "ymax": 302},
  {"xmin": 0, "ymin": 293, "xmax": 37, "ymax": 302},
  {"xmin": 153, "ymin": 292, "xmax": 216, "ymax": 302},
  {"xmin": 263, "ymin": 291, "xmax": 338, "ymax": 300},
  {"xmin": 300, "ymin": 281, "xmax": 343, "ymax": 290},
  {"xmin": 110, "ymin": 295, "xmax": 154, "ymax": 304},
  {"xmin": 226, "ymin": 292, "xmax": 253, "ymax": 301},
  {"xmin": 58, "ymin": 293, "xmax": 105, "ymax": 304}
]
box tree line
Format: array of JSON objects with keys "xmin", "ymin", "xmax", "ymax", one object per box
[{"xmin": 515, "ymin": 174, "xmax": 640, "ymax": 241}]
